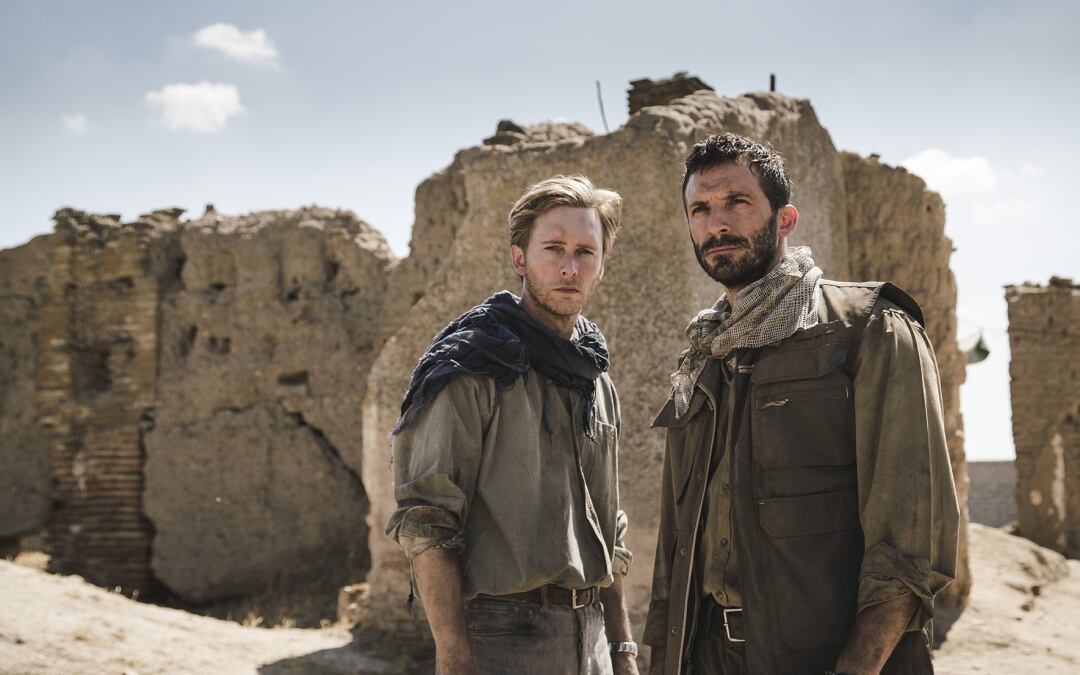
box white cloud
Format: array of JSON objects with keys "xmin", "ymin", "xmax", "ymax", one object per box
[
  {"xmin": 1020, "ymin": 161, "xmax": 1042, "ymax": 177},
  {"xmin": 193, "ymin": 23, "xmax": 278, "ymax": 65},
  {"xmin": 901, "ymin": 148, "xmax": 998, "ymax": 196},
  {"xmin": 145, "ymin": 82, "xmax": 245, "ymax": 133},
  {"xmin": 62, "ymin": 114, "xmax": 87, "ymax": 135}
]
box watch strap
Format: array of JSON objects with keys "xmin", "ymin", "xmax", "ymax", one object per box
[{"xmin": 609, "ymin": 641, "xmax": 639, "ymax": 656}]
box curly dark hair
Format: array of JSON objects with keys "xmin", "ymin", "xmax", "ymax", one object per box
[{"xmin": 681, "ymin": 133, "xmax": 793, "ymax": 212}]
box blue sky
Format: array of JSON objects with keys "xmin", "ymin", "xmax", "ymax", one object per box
[{"xmin": 2, "ymin": 0, "xmax": 1077, "ymax": 460}]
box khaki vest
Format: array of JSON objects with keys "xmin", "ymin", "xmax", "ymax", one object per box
[{"xmin": 652, "ymin": 281, "xmax": 932, "ymax": 674}]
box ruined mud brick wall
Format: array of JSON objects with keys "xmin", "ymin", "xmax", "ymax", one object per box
[
  {"xmin": 362, "ymin": 90, "xmax": 873, "ymax": 635},
  {"xmin": 0, "ymin": 234, "xmax": 55, "ymax": 543},
  {"xmin": 34, "ymin": 210, "xmax": 163, "ymax": 592},
  {"xmin": 1007, "ymin": 278, "xmax": 1080, "ymax": 558},
  {"xmin": 628, "ymin": 71, "xmax": 714, "ymax": 115},
  {"xmin": 841, "ymin": 153, "xmax": 970, "ymax": 614},
  {"xmin": 967, "ymin": 461, "xmax": 1018, "ymax": 528},
  {"xmin": 142, "ymin": 206, "xmax": 392, "ymax": 603},
  {"xmin": 0, "ymin": 205, "xmax": 406, "ymax": 605},
  {"xmin": 382, "ymin": 154, "xmax": 468, "ymax": 326}
]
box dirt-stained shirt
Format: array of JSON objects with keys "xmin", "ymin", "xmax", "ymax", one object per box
[{"xmin": 385, "ymin": 370, "xmax": 632, "ymax": 598}]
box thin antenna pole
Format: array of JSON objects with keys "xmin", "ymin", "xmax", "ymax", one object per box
[
  {"xmin": 770, "ymin": 73, "xmax": 776, "ymax": 92},
  {"xmin": 595, "ymin": 80, "xmax": 610, "ymax": 134}
]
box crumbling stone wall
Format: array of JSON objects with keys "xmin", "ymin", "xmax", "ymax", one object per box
[
  {"xmin": 361, "ymin": 90, "xmax": 947, "ymax": 637},
  {"xmin": 143, "ymin": 207, "xmax": 393, "ymax": 603},
  {"xmin": 1, "ymin": 205, "xmax": 407, "ymax": 610},
  {"xmin": 628, "ymin": 71, "xmax": 714, "ymax": 115},
  {"xmin": 0, "ymin": 234, "xmax": 54, "ymax": 544},
  {"xmin": 967, "ymin": 461, "xmax": 1017, "ymax": 528},
  {"xmin": 841, "ymin": 153, "xmax": 971, "ymax": 613},
  {"xmin": 1007, "ymin": 277, "xmax": 1080, "ymax": 558},
  {"xmin": 35, "ymin": 210, "xmax": 164, "ymax": 592}
]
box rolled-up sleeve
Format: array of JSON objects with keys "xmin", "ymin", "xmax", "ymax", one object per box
[
  {"xmin": 853, "ymin": 306, "xmax": 961, "ymax": 631},
  {"xmin": 384, "ymin": 375, "xmax": 488, "ymax": 558}
]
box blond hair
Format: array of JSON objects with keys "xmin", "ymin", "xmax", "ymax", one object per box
[{"xmin": 508, "ymin": 175, "xmax": 622, "ymax": 256}]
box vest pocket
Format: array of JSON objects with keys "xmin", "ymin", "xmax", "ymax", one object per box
[
  {"xmin": 750, "ymin": 341, "xmax": 854, "ymax": 469},
  {"xmin": 751, "ymin": 383, "xmax": 854, "ymax": 468},
  {"xmin": 756, "ymin": 488, "xmax": 861, "ymax": 650}
]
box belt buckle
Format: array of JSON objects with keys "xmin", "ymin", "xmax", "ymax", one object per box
[
  {"xmin": 571, "ymin": 587, "xmax": 588, "ymax": 609},
  {"xmin": 722, "ymin": 608, "xmax": 745, "ymax": 643}
]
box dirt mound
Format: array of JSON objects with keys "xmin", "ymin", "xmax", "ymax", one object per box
[
  {"xmin": 934, "ymin": 523, "xmax": 1080, "ymax": 673},
  {"xmin": 0, "ymin": 560, "xmax": 425, "ymax": 675}
]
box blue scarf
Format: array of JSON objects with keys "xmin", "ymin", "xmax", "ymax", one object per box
[{"xmin": 393, "ymin": 291, "xmax": 609, "ymax": 436}]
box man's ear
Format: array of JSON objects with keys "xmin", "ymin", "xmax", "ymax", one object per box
[
  {"xmin": 510, "ymin": 244, "xmax": 527, "ymax": 277},
  {"xmin": 777, "ymin": 204, "xmax": 799, "ymax": 239}
]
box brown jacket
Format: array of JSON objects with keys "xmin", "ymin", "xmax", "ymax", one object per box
[{"xmin": 644, "ymin": 281, "xmax": 960, "ymax": 674}]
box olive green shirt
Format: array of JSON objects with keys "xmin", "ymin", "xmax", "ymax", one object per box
[
  {"xmin": 385, "ymin": 371, "xmax": 632, "ymax": 598},
  {"xmin": 696, "ymin": 306, "xmax": 958, "ymax": 630},
  {"xmin": 697, "ymin": 361, "xmax": 740, "ymax": 606}
]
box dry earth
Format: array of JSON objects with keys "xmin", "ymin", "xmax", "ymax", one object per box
[
  {"xmin": 1, "ymin": 523, "xmax": 1076, "ymax": 675},
  {"xmin": 0, "ymin": 556, "xmax": 425, "ymax": 675},
  {"xmin": 934, "ymin": 524, "xmax": 1080, "ymax": 673}
]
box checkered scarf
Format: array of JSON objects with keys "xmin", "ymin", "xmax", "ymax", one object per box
[{"xmin": 671, "ymin": 246, "xmax": 822, "ymax": 418}]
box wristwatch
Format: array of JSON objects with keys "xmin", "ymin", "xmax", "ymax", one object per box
[{"xmin": 609, "ymin": 641, "xmax": 639, "ymax": 657}]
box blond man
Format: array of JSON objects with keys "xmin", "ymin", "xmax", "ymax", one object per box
[{"xmin": 387, "ymin": 176, "xmax": 638, "ymax": 675}]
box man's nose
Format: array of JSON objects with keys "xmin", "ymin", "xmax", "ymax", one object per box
[
  {"xmin": 704, "ymin": 212, "xmax": 731, "ymax": 235},
  {"xmin": 560, "ymin": 254, "xmax": 578, "ymax": 277}
]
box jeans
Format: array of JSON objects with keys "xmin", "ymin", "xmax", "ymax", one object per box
[{"xmin": 453, "ymin": 595, "xmax": 613, "ymax": 675}]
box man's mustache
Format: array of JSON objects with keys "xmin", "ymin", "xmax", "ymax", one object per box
[{"xmin": 699, "ymin": 234, "xmax": 748, "ymax": 251}]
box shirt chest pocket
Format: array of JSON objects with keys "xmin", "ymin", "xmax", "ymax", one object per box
[
  {"xmin": 581, "ymin": 418, "xmax": 619, "ymax": 506},
  {"xmin": 750, "ymin": 334, "xmax": 855, "ymax": 469}
]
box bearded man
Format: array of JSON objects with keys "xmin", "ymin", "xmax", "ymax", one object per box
[
  {"xmin": 386, "ymin": 175, "xmax": 639, "ymax": 675},
  {"xmin": 643, "ymin": 134, "xmax": 960, "ymax": 675}
]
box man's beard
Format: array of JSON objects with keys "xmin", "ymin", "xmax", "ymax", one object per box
[
  {"xmin": 693, "ymin": 212, "xmax": 779, "ymax": 287},
  {"xmin": 523, "ymin": 274, "xmax": 588, "ymax": 319}
]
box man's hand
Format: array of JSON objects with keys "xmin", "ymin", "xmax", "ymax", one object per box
[
  {"xmin": 599, "ymin": 575, "xmax": 639, "ymax": 675},
  {"xmin": 648, "ymin": 644, "xmax": 666, "ymax": 675},
  {"xmin": 834, "ymin": 592, "xmax": 919, "ymax": 675},
  {"xmin": 412, "ymin": 547, "xmax": 478, "ymax": 675}
]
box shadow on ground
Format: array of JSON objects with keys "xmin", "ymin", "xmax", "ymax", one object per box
[{"xmin": 258, "ymin": 629, "xmax": 435, "ymax": 675}]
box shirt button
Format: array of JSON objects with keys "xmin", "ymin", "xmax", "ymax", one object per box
[
  {"xmin": 671, "ymin": 626, "xmax": 679, "ymax": 634},
  {"xmin": 696, "ymin": 472, "xmax": 704, "ymax": 481},
  {"xmin": 679, "ymin": 547, "xmax": 688, "ymax": 557},
  {"xmin": 720, "ymin": 538, "xmax": 728, "ymax": 547},
  {"xmin": 722, "ymin": 483, "xmax": 731, "ymax": 493}
]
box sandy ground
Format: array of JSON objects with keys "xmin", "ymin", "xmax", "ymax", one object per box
[
  {"xmin": 0, "ymin": 559, "xmax": 416, "ymax": 675},
  {"xmin": 1, "ymin": 523, "xmax": 1078, "ymax": 674},
  {"xmin": 934, "ymin": 524, "xmax": 1080, "ymax": 673}
]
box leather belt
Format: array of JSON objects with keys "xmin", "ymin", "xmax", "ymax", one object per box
[{"xmin": 482, "ymin": 584, "xmax": 601, "ymax": 609}]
